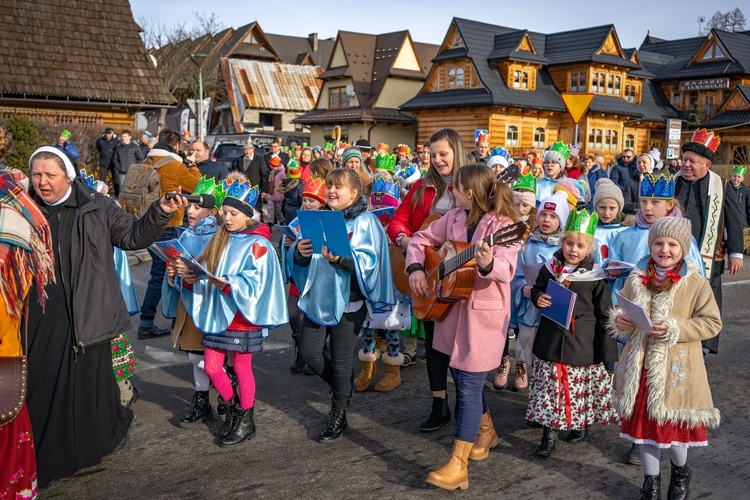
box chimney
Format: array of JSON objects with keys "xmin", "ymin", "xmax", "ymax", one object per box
[{"xmin": 309, "ymin": 33, "xmax": 319, "ymax": 53}]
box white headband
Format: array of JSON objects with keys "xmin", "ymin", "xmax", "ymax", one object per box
[{"xmin": 29, "ymin": 146, "xmax": 77, "ymax": 180}]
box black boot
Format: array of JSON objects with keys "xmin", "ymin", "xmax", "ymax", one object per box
[
  {"xmin": 290, "ymin": 339, "xmax": 306, "ymax": 373},
  {"xmin": 216, "ymin": 370, "xmax": 238, "ymax": 414},
  {"xmin": 667, "ymin": 461, "xmax": 690, "ymax": 500},
  {"xmin": 179, "ymin": 391, "xmax": 213, "ymax": 427},
  {"xmin": 219, "ymin": 398, "xmax": 239, "ymax": 439},
  {"xmin": 419, "ymin": 397, "xmax": 451, "ymax": 432},
  {"xmin": 535, "ymin": 427, "xmax": 557, "ymax": 458},
  {"xmin": 319, "ymin": 408, "xmax": 347, "ymax": 443},
  {"xmin": 221, "ymin": 407, "xmax": 256, "ymax": 446},
  {"xmin": 640, "ymin": 475, "xmax": 662, "ymax": 500},
  {"xmin": 564, "ymin": 427, "xmax": 588, "ymax": 443}
]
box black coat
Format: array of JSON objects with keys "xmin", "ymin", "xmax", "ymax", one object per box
[
  {"xmin": 622, "ymin": 170, "xmax": 642, "ymax": 215},
  {"xmin": 530, "ymin": 252, "xmax": 617, "ymax": 366},
  {"xmin": 609, "ymin": 158, "xmax": 636, "ymax": 192},
  {"xmin": 727, "ymin": 183, "xmax": 750, "ymax": 228},
  {"xmin": 197, "ymin": 159, "xmax": 229, "ymax": 181},
  {"xmin": 265, "ymin": 151, "xmax": 290, "ymax": 167},
  {"xmin": 33, "ymin": 178, "xmax": 171, "ymax": 348},
  {"xmin": 96, "ymin": 135, "xmax": 119, "ymax": 168},
  {"xmin": 230, "ymin": 154, "xmax": 270, "ymax": 194},
  {"xmin": 113, "ymin": 141, "xmax": 145, "ymax": 173}
]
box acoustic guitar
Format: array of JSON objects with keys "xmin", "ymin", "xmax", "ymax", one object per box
[
  {"xmin": 390, "ymin": 164, "xmax": 522, "ymax": 296},
  {"xmin": 411, "ymin": 221, "xmax": 529, "ymax": 321}
]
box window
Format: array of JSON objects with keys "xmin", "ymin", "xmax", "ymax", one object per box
[
  {"xmin": 328, "ymin": 87, "xmax": 350, "ymax": 109},
  {"xmin": 722, "ymin": 89, "xmax": 732, "ymax": 104},
  {"xmin": 701, "ymin": 42, "xmax": 726, "ymax": 61},
  {"xmin": 672, "ymin": 91, "xmax": 681, "ymax": 107},
  {"xmin": 625, "ymin": 134, "xmax": 635, "ymax": 149},
  {"xmin": 688, "ymin": 91, "xmax": 699, "ymax": 111},
  {"xmin": 448, "ymin": 68, "xmax": 465, "ymax": 89},
  {"xmin": 604, "ymin": 130, "xmax": 619, "ymax": 150},
  {"xmin": 513, "ymin": 70, "xmax": 529, "ymax": 89},
  {"xmin": 506, "ymin": 125, "xmax": 519, "ymax": 146},
  {"xmin": 588, "ymin": 128, "xmax": 603, "ymax": 149},
  {"xmin": 625, "ymin": 84, "xmax": 639, "ymax": 103},
  {"xmin": 570, "ymin": 72, "xmax": 586, "ymax": 92},
  {"xmin": 705, "ymin": 95, "xmax": 714, "ymax": 115},
  {"xmin": 592, "ymin": 72, "xmax": 605, "ymax": 93},
  {"xmin": 614, "ymin": 76, "xmax": 621, "ymax": 95},
  {"xmin": 607, "ymin": 75, "xmax": 614, "ymax": 94},
  {"xmin": 533, "ymin": 127, "xmax": 546, "ymax": 148}
]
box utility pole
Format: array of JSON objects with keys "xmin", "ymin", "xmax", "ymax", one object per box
[
  {"xmin": 697, "ymin": 16, "xmax": 706, "ymax": 35},
  {"xmin": 190, "ymin": 53, "xmax": 208, "ymax": 140}
]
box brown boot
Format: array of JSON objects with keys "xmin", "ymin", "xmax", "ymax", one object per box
[
  {"xmin": 374, "ymin": 353, "xmax": 403, "ymax": 392},
  {"xmin": 469, "ymin": 412, "xmax": 499, "ymax": 460},
  {"xmin": 513, "ymin": 361, "xmax": 528, "ymax": 393},
  {"xmin": 425, "ymin": 439, "xmax": 473, "ymax": 491},
  {"xmin": 353, "ymin": 350, "xmax": 380, "ymax": 392}
]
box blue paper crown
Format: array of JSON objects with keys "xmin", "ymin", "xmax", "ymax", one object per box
[
  {"xmin": 79, "ymin": 169, "xmax": 97, "ymax": 190},
  {"xmin": 370, "ymin": 176, "xmax": 401, "ymax": 207},
  {"xmin": 488, "ymin": 147, "xmax": 511, "ymax": 162},
  {"xmin": 224, "ymin": 179, "xmax": 260, "ymax": 208},
  {"xmin": 639, "ymin": 172, "xmax": 675, "ymax": 199}
]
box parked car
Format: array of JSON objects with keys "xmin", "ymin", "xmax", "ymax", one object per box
[{"xmin": 211, "ymin": 141, "xmax": 244, "ymax": 168}]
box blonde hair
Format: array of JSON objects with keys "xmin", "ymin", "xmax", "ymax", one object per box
[
  {"xmin": 412, "ymin": 128, "xmax": 470, "ymax": 210},
  {"xmin": 561, "ymin": 232, "xmax": 595, "ymax": 256},
  {"xmin": 454, "ymin": 163, "xmax": 520, "ymax": 228},
  {"xmin": 198, "ymin": 217, "xmax": 256, "ymax": 278},
  {"xmin": 0, "ymin": 126, "xmax": 12, "ymax": 161}
]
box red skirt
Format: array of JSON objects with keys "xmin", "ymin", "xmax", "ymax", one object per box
[
  {"xmin": 620, "ymin": 369, "xmax": 707, "ymax": 448},
  {"xmin": 0, "ymin": 404, "xmax": 37, "ymax": 499}
]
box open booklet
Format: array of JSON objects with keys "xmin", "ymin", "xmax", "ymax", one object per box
[
  {"xmin": 150, "ymin": 239, "xmax": 229, "ymax": 284},
  {"xmin": 615, "ymin": 292, "xmax": 653, "ymax": 332},
  {"xmin": 274, "ymin": 217, "xmax": 300, "ymax": 241}
]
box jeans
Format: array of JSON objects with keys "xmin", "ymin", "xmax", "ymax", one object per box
[
  {"xmin": 453, "ymin": 369, "xmax": 488, "ymax": 442},
  {"xmin": 140, "ymin": 226, "xmax": 179, "ymax": 326},
  {"xmin": 298, "ymin": 306, "xmax": 367, "ymax": 410}
]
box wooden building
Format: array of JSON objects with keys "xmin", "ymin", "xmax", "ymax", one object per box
[
  {"xmin": 0, "ymin": 0, "xmax": 173, "ymax": 127},
  {"xmin": 401, "ymin": 18, "xmax": 678, "ymax": 161},
  {"xmin": 155, "ymin": 22, "xmax": 334, "ymax": 142},
  {"xmin": 293, "ymin": 31, "xmax": 439, "ymax": 147},
  {"xmin": 639, "ymin": 29, "xmax": 750, "ymax": 164}
]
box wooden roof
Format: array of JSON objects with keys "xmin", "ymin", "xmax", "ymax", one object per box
[{"xmin": 0, "ymin": 0, "xmax": 173, "ymax": 105}]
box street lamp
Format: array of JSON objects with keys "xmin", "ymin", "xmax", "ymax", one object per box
[{"xmin": 190, "ymin": 53, "xmax": 208, "ymax": 140}]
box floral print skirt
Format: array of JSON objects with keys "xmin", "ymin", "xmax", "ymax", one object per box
[
  {"xmin": 111, "ymin": 332, "xmax": 136, "ymax": 383},
  {"xmin": 619, "ymin": 369, "xmax": 707, "ymax": 448},
  {"xmin": 526, "ymin": 358, "xmax": 617, "ymax": 431},
  {"xmin": 0, "ymin": 404, "xmax": 37, "ymax": 499}
]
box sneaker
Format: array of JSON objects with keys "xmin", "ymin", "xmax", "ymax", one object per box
[
  {"xmin": 402, "ymin": 352, "xmax": 417, "ymax": 367},
  {"xmin": 137, "ymin": 325, "xmax": 170, "ymax": 340},
  {"xmin": 113, "ymin": 411, "xmax": 137, "ymax": 454}
]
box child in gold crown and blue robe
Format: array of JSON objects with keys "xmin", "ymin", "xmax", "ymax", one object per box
[{"xmin": 606, "ymin": 172, "xmax": 704, "ymax": 301}]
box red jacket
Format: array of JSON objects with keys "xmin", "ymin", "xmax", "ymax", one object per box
[{"xmin": 387, "ymin": 179, "xmax": 450, "ymax": 243}]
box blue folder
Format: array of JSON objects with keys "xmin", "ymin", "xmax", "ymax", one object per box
[
  {"xmin": 296, "ymin": 210, "xmax": 352, "ymax": 258},
  {"xmin": 541, "ymin": 280, "xmax": 577, "ymax": 330}
]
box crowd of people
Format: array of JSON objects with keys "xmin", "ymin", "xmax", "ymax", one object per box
[{"xmin": 0, "ymin": 123, "xmax": 744, "ymax": 499}]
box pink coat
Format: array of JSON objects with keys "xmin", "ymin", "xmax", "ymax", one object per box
[{"xmin": 406, "ymin": 209, "xmax": 519, "ymax": 372}]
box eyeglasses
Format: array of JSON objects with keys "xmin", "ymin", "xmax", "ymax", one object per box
[{"xmin": 622, "ymin": 155, "xmax": 634, "ymax": 160}]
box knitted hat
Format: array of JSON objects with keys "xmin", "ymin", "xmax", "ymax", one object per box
[
  {"xmin": 648, "ymin": 217, "xmax": 692, "ymax": 259},
  {"xmin": 513, "ymin": 190, "xmax": 536, "ymax": 208},
  {"xmin": 287, "ymin": 160, "xmax": 301, "ymax": 179},
  {"xmin": 342, "ymin": 147, "xmax": 362, "ymax": 165},
  {"xmin": 539, "ymin": 191, "xmax": 570, "ymax": 227},
  {"xmin": 543, "ymin": 142, "xmax": 570, "ymax": 166},
  {"xmin": 593, "ymin": 178, "xmax": 624, "ymax": 211},
  {"xmin": 553, "ymin": 178, "xmax": 583, "ymax": 208}
]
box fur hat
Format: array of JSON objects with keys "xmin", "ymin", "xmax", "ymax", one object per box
[
  {"xmin": 553, "ymin": 178, "xmax": 583, "ymax": 208},
  {"xmin": 513, "ymin": 189, "xmax": 536, "ymax": 208},
  {"xmin": 648, "ymin": 217, "xmax": 692, "ymax": 259},
  {"xmin": 539, "ymin": 191, "xmax": 570, "ymax": 227},
  {"xmin": 593, "ymin": 178, "xmax": 624, "ymax": 212}
]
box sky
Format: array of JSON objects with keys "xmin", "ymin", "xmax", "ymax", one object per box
[{"xmin": 129, "ymin": 0, "xmax": 744, "ymax": 50}]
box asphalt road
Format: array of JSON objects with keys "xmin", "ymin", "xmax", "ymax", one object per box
[{"xmin": 42, "ymin": 254, "xmax": 750, "ymax": 499}]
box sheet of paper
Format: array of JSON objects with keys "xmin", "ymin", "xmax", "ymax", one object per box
[
  {"xmin": 521, "ymin": 263, "xmax": 543, "ymax": 284},
  {"xmin": 606, "ymin": 260, "xmax": 635, "ymax": 272},
  {"xmin": 616, "ymin": 292, "xmax": 653, "ymax": 332},
  {"xmin": 542, "ymin": 280, "xmax": 577, "ymax": 330}
]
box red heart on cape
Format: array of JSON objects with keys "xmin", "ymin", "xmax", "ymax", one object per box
[
  {"xmin": 600, "ymin": 245, "xmax": 609, "ymax": 259},
  {"xmin": 348, "ymin": 232, "xmax": 353, "ymax": 240},
  {"xmin": 252, "ymin": 242, "xmax": 268, "ymax": 259}
]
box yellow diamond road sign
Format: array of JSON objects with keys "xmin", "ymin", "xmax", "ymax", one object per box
[{"xmin": 561, "ymin": 93, "xmax": 595, "ymax": 124}]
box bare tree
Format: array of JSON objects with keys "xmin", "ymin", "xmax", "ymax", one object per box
[{"xmin": 705, "ymin": 7, "xmax": 746, "ymax": 32}]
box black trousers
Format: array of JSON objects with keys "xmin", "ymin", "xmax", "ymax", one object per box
[
  {"xmin": 423, "ymin": 320, "xmax": 453, "ymax": 392},
  {"xmin": 704, "ymin": 274, "xmax": 723, "ymax": 353},
  {"xmin": 299, "ymin": 306, "xmax": 367, "ymax": 410},
  {"xmin": 99, "ymin": 165, "xmax": 120, "ymax": 196}
]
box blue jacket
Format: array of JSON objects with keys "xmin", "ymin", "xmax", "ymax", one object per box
[
  {"xmin": 586, "ymin": 164, "xmax": 607, "ymax": 209},
  {"xmin": 609, "ymin": 158, "xmax": 636, "ymax": 191}
]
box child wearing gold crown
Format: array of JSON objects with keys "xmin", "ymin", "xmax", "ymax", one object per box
[
  {"xmin": 182, "ymin": 180, "xmax": 288, "ymax": 447},
  {"xmin": 162, "ymin": 176, "xmax": 225, "ymax": 426},
  {"xmin": 526, "ymin": 208, "xmax": 617, "ymax": 458},
  {"xmin": 609, "ymin": 217, "xmax": 721, "ymax": 500}
]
